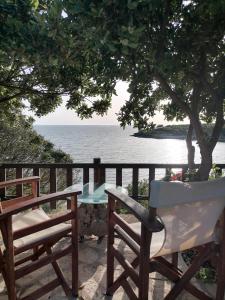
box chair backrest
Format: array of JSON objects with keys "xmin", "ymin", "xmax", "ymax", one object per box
[{"xmin": 150, "ymin": 178, "xmax": 225, "ymax": 256}]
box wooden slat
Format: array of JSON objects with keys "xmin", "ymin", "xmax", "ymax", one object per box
[
  {"xmin": 0, "ymin": 167, "xmax": 6, "ymax": 198},
  {"xmin": 116, "ymin": 168, "xmax": 122, "ymax": 186},
  {"xmin": 0, "ymin": 176, "xmax": 39, "ymax": 189},
  {"xmin": 114, "ymin": 225, "xmax": 140, "ymax": 255},
  {"xmin": 122, "ymin": 279, "xmax": 138, "ymax": 300},
  {"xmin": 111, "ymin": 212, "xmax": 141, "ymax": 244},
  {"xmin": 152, "ymin": 259, "xmax": 212, "ymax": 300},
  {"xmin": 33, "ymin": 168, "xmax": 40, "ymax": 196},
  {"xmin": 15, "ymin": 245, "xmax": 72, "ymax": 279},
  {"xmin": 83, "ymin": 167, "xmax": 89, "ymax": 184},
  {"xmin": 66, "ymin": 167, "xmax": 73, "ymax": 209},
  {"xmin": 107, "ymin": 257, "xmax": 139, "ymax": 295},
  {"xmin": 112, "ymin": 246, "xmax": 139, "ymax": 286},
  {"xmin": 106, "ymin": 190, "xmax": 164, "ymax": 233},
  {"xmin": 132, "ymin": 168, "xmax": 139, "ymax": 200},
  {"xmin": 50, "ymin": 168, "xmax": 57, "ymax": 209},
  {"xmin": 0, "ymin": 190, "xmax": 81, "ymax": 221},
  {"xmin": 21, "ymin": 278, "xmax": 60, "ymax": 300},
  {"xmin": 16, "ymin": 168, "xmax": 23, "ymax": 197},
  {"xmin": 2, "ymin": 195, "xmax": 33, "ymax": 209}
]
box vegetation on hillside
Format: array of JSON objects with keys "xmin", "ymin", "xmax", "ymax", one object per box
[
  {"xmin": 0, "ymin": 105, "xmax": 79, "ymax": 196},
  {"xmin": 134, "ymin": 124, "xmax": 225, "ymax": 141}
]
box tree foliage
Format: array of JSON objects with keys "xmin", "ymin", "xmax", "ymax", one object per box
[
  {"xmin": 0, "ymin": 105, "xmax": 79, "ymax": 193},
  {"xmin": 0, "ymin": 105, "xmax": 72, "ymax": 163},
  {"xmin": 63, "ymin": 0, "xmax": 225, "ymax": 179},
  {"xmin": 0, "ymin": 0, "xmax": 114, "ymax": 117},
  {"xmin": 1, "ymin": 1, "xmax": 225, "ymax": 179}
]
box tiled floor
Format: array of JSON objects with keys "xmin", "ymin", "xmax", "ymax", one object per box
[{"xmin": 0, "ymin": 237, "xmax": 218, "ymax": 299}]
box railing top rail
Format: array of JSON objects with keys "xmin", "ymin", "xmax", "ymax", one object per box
[{"xmin": 1, "ymin": 162, "xmax": 225, "ymax": 168}]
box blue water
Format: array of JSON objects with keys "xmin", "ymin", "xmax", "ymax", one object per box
[
  {"xmin": 35, "ymin": 125, "xmax": 225, "ymax": 164},
  {"xmin": 34, "ymin": 125, "xmax": 225, "ymax": 184}
]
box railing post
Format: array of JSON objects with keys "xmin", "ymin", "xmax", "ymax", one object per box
[
  {"xmin": 132, "ymin": 167, "xmax": 139, "ymax": 200},
  {"xmin": 0, "ymin": 167, "xmax": 6, "ymax": 199},
  {"xmin": 148, "ymin": 167, "xmax": 155, "ymax": 200},
  {"xmin": 83, "ymin": 167, "xmax": 89, "ymax": 185},
  {"xmin": 33, "ymin": 168, "xmax": 40, "ymax": 196},
  {"xmin": 16, "ymin": 167, "xmax": 23, "ymax": 198},
  {"xmin": 50, "ymin": 168, "xmax": 57, "ymax": 209},
  {"xmin": 67, "ymin": 167, "xmax": 73, "ymax": 209},
  {"xmin": 116, "ymin": 168, "xmax": 122, "ymax": 186},
  {"xmin": 93, "ymin": 158, "xmax": 105, "ymax": 186}
]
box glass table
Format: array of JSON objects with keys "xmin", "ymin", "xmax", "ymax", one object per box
[{"xmin": 65, "ymin": 182, "xmax": 127, "ymax": 241}]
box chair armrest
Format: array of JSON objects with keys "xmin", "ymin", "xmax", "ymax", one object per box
[
  {"xmin": 105, "ymin": 188, "xmax": 164, "ymax": 233},
  {"xmin": 0, "ymin": 190, "xmax": 81, "ymax": 220},
  {"xmin": 0, "ymin": 176, "xmax": 40, "ymax": 188}
]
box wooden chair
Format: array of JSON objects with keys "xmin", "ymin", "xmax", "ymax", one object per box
[
  {"xmin": 0, "ymin": 176, "xmax": 81, "ymax": 300},
  {"xmin": 106, "ymin": 177, "xmax": 225, "ymax": 299}
]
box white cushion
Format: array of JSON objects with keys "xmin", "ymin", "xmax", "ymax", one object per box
[{"xmin": 13, "ymin": 208, "xmax": 71, "ymax": 248}]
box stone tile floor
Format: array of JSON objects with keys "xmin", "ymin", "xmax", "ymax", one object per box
[{"xmin": 0, "ymin": 236, "xmax": 219, "ymax": 299}]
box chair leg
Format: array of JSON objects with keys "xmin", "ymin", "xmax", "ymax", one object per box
[
  {"xmin": 5, "ymin": 217, "xmax": 16, "ymax": 300},
  {"xmin": 106, "ymin": 196, "xmax": 115, "ymax": 295},
  {"xmin": 106, "ymin": 237, "xmax": 114, "ymax": 295},
  {"xmin": 165, "ymin": 244, "xmax": 212, "ymax": 300},
  {"xmin": 139, "ymin": 224, "xmax": 151, "ymax": 300},
  {"xmin": 107, "ymin": 257, "xmax": 139, "ymax": 295},
  {"xmin": 71, "ymin": 195, "xmax": 79, "ymax": 297},
  {"xmin": 216, "ymin": 243, "xmax": 225, "ymax": 299},
  {"xmin": 46, "ymin": 247, "xmax": 72, "ymax": 297}
]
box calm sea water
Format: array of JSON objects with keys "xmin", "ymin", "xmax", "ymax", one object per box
[{"xmin": 35, "ymin": 125, "xmax": 225, "ymax": 184}]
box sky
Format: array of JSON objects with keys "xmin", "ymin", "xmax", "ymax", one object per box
[{"xmin": 26, "ymin": 81, "xmax": 173, "ymax": 126}]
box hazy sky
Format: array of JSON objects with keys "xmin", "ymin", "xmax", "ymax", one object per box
[{"xmin": 27, "ymin": 81, "xmax": 171, "ymax": 125}]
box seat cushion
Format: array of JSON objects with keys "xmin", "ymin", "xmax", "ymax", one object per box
[
  {"xmin": 13, "ymin": 208, "xmax": 71, "ymax": 248},
  {"xmin": 130, "ymin": 222, "xmax": 165, "ymax": 258}
]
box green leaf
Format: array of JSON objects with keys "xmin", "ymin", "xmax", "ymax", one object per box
[{"xmin": 31, "ymin": 0, "xmax": 39, "ymax": 10}]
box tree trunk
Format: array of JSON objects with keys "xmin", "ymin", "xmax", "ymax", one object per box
[
  {"xmin": 196, "ymin": 146, "xmax": 213, "ymax": 181},
  {"xmin": 186, "ymin": 124, "xmax": 195, "ymax": 170}
]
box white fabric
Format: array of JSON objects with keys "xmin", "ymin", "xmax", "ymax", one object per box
[
  {"xmin": 130, "ymin": 222, "xmax": 166, "ymax": 258},
  {"xmin": 13, "ymin": 208, "xmax": 71, "ymax": 248},
  {"xmin": 150, "ymin": 177, "xmax": 225, "ymax": 208},
  {"xmin": 149, "ymin": 178, "xmax": 225, "ymax": 256}
]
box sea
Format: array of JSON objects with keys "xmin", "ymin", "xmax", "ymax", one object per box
[{"xmin": 35, "ymin": 125, "xmax": 225, "ymax": 185}]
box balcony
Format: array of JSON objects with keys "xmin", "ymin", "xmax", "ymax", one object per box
[{"xmin": 0, "ymin": 160, "xmax": 224, "ymax": 299}]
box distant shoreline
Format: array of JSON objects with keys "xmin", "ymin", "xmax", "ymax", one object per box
[{"xmin": 134, "ymin": 124, "xmax": 225, "ymax": 142}]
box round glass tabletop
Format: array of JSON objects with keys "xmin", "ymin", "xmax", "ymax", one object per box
[{"xmin": 65, "ymin": 182, "xmax": 127, "ymax": 204}]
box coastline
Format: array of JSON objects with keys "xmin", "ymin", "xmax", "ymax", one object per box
[{"xmin": 133, "ymin": 124, "xmax": 225, "ymax": 142}]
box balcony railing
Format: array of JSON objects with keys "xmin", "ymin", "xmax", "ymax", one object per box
[{"xmin": 1, "ymin": 158, "xmax": 225, "ymax": 209}]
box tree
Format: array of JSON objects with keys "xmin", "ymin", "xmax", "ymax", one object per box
[
  {"xmin": 0, "ymin": 0, "xmax": 114, "ymax": 116},
  {"xmin": 62, "ymin": 0, "xmax": 225, "ymax": 180},
  {"xmin": 0, "ymin": 105, "xmax": 80, "ymax": 193},
  {"xmin": 1, "ymin": 1, "xmax": 225, "ymax": 180}
]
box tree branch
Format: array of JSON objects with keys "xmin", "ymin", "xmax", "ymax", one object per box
[
  {"xmin": 0, "ymin": 92, "xmax": 25, "ymax": 103},
  {"xmin": 154, "ymin": 73, "xmax": 191, "ymax": 116}
]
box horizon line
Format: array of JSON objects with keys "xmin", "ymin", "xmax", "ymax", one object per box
[{"xmin": 34, "ymin": 124, "xmax": 122, "ymax": 126}]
